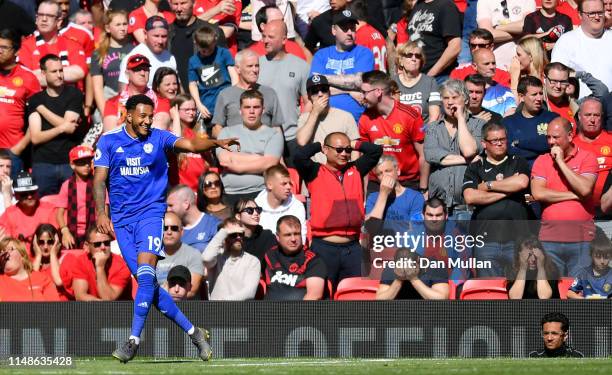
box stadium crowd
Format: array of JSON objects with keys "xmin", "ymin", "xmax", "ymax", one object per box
[{"xmin": 0, "ymin": 0, "xmax": 612, "ymax": 302}]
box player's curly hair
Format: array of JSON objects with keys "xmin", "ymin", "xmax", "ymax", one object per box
[{"xmin": 125, "ymin": 94, "xmax": 154, "ymax": 111}]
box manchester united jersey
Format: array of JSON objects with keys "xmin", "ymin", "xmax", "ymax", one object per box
[{"xmin": 0, "ymin": 64, "xmax": 41, "ymax": 148}]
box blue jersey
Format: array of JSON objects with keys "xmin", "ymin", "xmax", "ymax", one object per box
[
  {"xmin": 94, "ymin": 126, "xmax": 179, "ymax": 226},
  {"xmin": 181, "ymin": 212, "xmax": 220, "ymax": 253},
  {"xmin": 365, "ymin": 189, "xmax": 424, "ymax": 233},
  {"xmin": 569, "ymin": 266, "xmax": 612, "ymax": 298},
  {"xmin": 482, "ymin": 83, "xmax": 516, "ymax": 116},
  {"xmin": 503, "ymin": 110, "xmax": 559, "ymax": 166}
]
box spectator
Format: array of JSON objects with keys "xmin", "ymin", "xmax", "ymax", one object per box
[
  {"xmin": 18, "ymin": 1, "xmax": 88, "ymax": 88},
  {"xmin": 194, "ymin": 0, "xmax": 242, "ymax": 55},
  {"xmin": 264, "ymin": 215, "xmax": 327, "ymax": 300},
  {"xmin": 90, "ymin": 9, "xmax": 133, "ymax": 116},
  {"xmin": 0, "ymin": 171, "xmax": 57, "ymax": 244},
  {"xmin": 0, "ymin": 150, "xmax": 14, "ymax": 215},
  {"xmin": 257, "ymin": 19, "xmax": 310, "ymax": 166},
  {"xmin": 103, "ymin": 54, "xmax": 171, "ymax": 131},
  {"xmin": 552, "ymin": 0, "xmax": 612, "ymax": 98},
  {"xmin": 522, "ymin": 0, "xmax": 573, "ymax": 54},
  {"xmin": 152, "ymin": 67, "xmax": 179, "ymax": 101},
  {"xmin": 55, "ymin": 145, "xmax": 99, "ymax": 249},
  {"xmin": 196, "ymin": 171, "xmax": 232, "ymax": 220},
  {"xmin": 450, "ymin": 28, "xmax": 512, "ymax": 87},
  {"xmin": 169, "ymin": 0, "xmax": 227, "ymax": 93},
  {"xmin": 310, "ymin": 9, "xmax": 375, "ymax": 123},
  {"xmin": 543, "ymin": 62, "xmax": 576, "ymax": 127},
  {"xmin": 424, "ymin": 79, "xmax": 485, "ymax": 221},
  {"xmin": 477, "ymin": 0, "xmax": 536, "ymax": 71},
  {"xmin": 0, "ymin": 0, "xmax": 35, "ymax": 39},
  {"xmin": 202, "ymin": 217, "xmax": 261, "ymax": 300},
  {"xmin": 464, "ymin": 74, "xmax": 504, "ymax": 125},
  {"xmin": 215, "ymin": 90, "xmax": 284, "ymax": 205},
  {"xmin": 296, "ymin": 75, "xmax": 359, "ymax": 164},
  {"xmin": 57, "ymin": 2, "xmax": 95, "ymax": 58},
  {"xmin": 392, "ymin": 41, "xmax": 442, "ymax": 123},
  {"xmin": 509, "ymin": 36, "xmax": 548, "ymax": 99},
  {"xmin": 349, "ymin": 0, "xmax": 389, "ymax": 72},
  {"xmin": 531, "ymin": 117, "xmax": 598, "ymax": 277},
  {"xmin": 72, "ymin": 226, "xmax": 131, "ymax": 301},
  {"xmin": 255, "ymin": 165, "xmax": 307, "ymax": 242},
  {"xmin": 251, "ymin": 1, "xmax": 296, "ymax": 42},
  {"xmin": 294, "ymin": 132, "xmax": 383, "ymax": 285},
  {"xmin": 0, "ymin": 29, "xmax": 41, "ymax": 179},
  {"xmin": 359, "ymin": 70, "xmax": 428, "ymax": 193},
  {"xmin": 157, "ymin": 211, "xmax": 204, "ymax": 299},
  {"xmin": 472, "ymin": 48, "xmax": 517, "ymax": 116},
  {"xmin": 187, "ymin": 23, "xmax": 235, "ymax": 130},
  {"xmin": 606, "ymin": 0, "xmax": 612, "ymax": 28},
  {"xmin": 28, "ymin": 54, "xmax": 84, "ymax": 197},
  {"xmin": 233, "ymin": 198, "xmax": 277, "ymax": 267},
  {"xmin": 162, "ymin": 265, "xmax": 192, "ymax": 301},
  {"xmin": 504, "ymin": 76, "xmax": 559, "ymax": 166},
  {"xmin": 557, "ymin": 0, "xmax": 581, "ymax": 26},
  {"xmin": 567, "ymin": 230, "xmax": 612, "ymax": 299},
  {"xmin": 305, "ymin": 0, "xmax": 351, "ymax": 53},
  {"xmin": 463, "ymin": 123, "xmax": 531, "ymax": 277},
  {"xmin": 166, "ymin": 184, "xmax": 220, "ymax": 252},
  {"xmin": 128, "ymin": 0, "xmax": 176, "ymax": 44},
  {"xmin": 529, "ymin": 313, "xmax": 584, "ymax": 357},
  {"xmin": 506, "ymin": 236, "xmax": 559, "ymax": 299},
  {"xmin": 0, "ymin": 237, "xmax": 60, "ymax": 301},
  {"xmin": 211, "ymin": 49, "xmax": 284, "ymax": 138}
]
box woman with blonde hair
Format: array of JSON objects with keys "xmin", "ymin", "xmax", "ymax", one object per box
[
  {"xmin": 509, "ymin": 37, "xmax": 548, "ymax": 99},
  {"xmin": 0, "ymin": 237, "xmax": 60, "ymax": 301}
]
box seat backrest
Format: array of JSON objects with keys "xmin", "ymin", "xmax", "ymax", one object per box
[
  {"xmin": 558, "ymin": 277, "xmax": 575, "ymax": 300},
  {"xmin": 334, "ymin": 277, "xmax": 380, "ymax": 300},
  {"xmin": 460, "ymin": 278, "xmax": 508, "ymax": 300}
]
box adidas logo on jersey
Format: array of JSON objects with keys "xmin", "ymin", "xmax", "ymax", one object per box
[
  {"xmin": 116, "ymin": 147, "xmax": 124, "ymax": 153},
  {"xmin": 270, "ymin": 271, "xmax": 298, "ymax": 287},
  {"xmin": 137, "ymin": 302, "xmax": 148, "ymax": 309}
]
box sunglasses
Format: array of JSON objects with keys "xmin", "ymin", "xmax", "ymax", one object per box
[
  {"xmin": 325, "ymin": 144, "xmax": 353, "ymax": 154},
  {"xmin": 401, "ymin": 52, "xmax": 422, "ymax": 59},
  {"xmin": 15, "ymin": 191, "xmax": 36, "ymax": 198},
  {"xmin": 240, "ymin": 206, "xmax": 263, "ymax": 215},
  {"xmin": 204, "ymin": 180, "xmax": 221, "ymax": 189},
  {"xmin": 336, "ymin": 23, "xmax": 357, "ymax": 32},
  {"xmin": 164, "ymin": 225, "xmax": 180, "ymax": 232},
  {"xmin": 73, "ymin": 158, "xmax": 92, "ymax": 166},
  {"xmin": 469, "ymin": 42, "xmax": 491, "ymax": 49},
  {"xmin": 227, "ymin": 232, "xmax": 245, "ymax": 240},
  {"xmin": 37, "ymin": 239, "xmax": 54, "ymax": 246},
  {"xmin": 92, "ymin": 240, "xmax": 111, "ymax": 248}
]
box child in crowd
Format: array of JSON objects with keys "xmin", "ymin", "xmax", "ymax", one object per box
[{"xmin": 567, "ymin": 230, "xmax": 612, "ymax": 299}]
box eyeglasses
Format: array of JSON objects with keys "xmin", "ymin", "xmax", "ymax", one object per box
[
  {"xmin": 0, "ymin": 45, "xmax": 14, "ymax": 52},
  {"xmin": 546, "ymin": 77, "xmax": 569, "ymax": 86},
  {"xmin": 204, "ymin": 180, "xmax": 221, "ymax": 189},
  {"xmin": 164, "ymin": 225, "xmax": 180, "ymax": 232},
  {"xmin": 324, "ymin": 144, "xmax": 353, "ymax": 154},
  {"xmin": 501, "ymin": 0, "xmax": 509, "ymax": 18},
  {"xmin": 308, "ymin": 86, "xmax": 330, "ymax": 95},
  {"xmin": 360, "ymin": 87, "xmax": 379, "ymax": 95},
  {"xmin": 15, "ymin": 191, "xmax": 36, "ymax": 199},
  {"xmin": 581, "ymin": 10, "xmax": 605, "ymax": 19},
  {"xmin": 36, "ymin": 12, "xmax": 58, "ymax": 19},
  {"xmin": 469, "ymin": 42, "xmax": 491, "ymax": 49},
  {"xmin": 401, "ymin": 52, "xmax": 422, "ymax": 59},
  {"xmin": 240, "ymin": 206, "xmax": 263, "ymax": 215},
  {"xmin": 227, "ymin": 232, "xmax": 244, "ymax": 240},
  {"xmin": 485, "ymin": 137, "xmax": 507, "ymax": 145},
  {"xmin": 37, "ymin": 239, "xmax": 54, "ymax": 246},
  {"xmin": 92, "ymin": 240, "xmax": 111, "ymax": 248}
]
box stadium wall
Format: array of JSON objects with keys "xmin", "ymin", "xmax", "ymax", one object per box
[{"xmin": 1, "ymin": 301, "xmax": 611, "ymax": 358}]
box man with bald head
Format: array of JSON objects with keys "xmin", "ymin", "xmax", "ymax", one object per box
[
  {"xmin": 531, "ymin": 117, "xmax": 599, "ymax": 277},
  {"xmin": 472, "ymin": 48, "xmax": 516, "ymax": 117},
  {"xmin": 249, "ymin": 5, "xmax": 309, "ymax": 61},
  {"xmin": 294, "ymin": 131, "xmax": 383, "ymax": 285},
  {"xmin": 257, "ymin": 19, "xmax": 310, "ymax": 166}
]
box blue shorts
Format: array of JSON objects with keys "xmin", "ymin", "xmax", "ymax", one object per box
[{"xmin": 115, "ymin": 216, "xmax": 165, "ymax": 275}]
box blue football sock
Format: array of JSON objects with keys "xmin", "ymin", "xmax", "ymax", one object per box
[
  {"xmin": 154, "ymin": 287, "xmax": 194, "ymax": 334},
  {"xmin": 131, "ymin": 264, "xmax": 156, "ymax": 339}
]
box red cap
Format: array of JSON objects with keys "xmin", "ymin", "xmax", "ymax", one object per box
[
  {"xmin": 69, "ymin": 145, "xmax": 95, "ymax": 162},
  {"xmin": 126, "ymin": 54, "xmax": 151, "ymax": 70}
]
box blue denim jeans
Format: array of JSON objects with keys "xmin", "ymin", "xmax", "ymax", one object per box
[
  {"xmin": 7, "ymin": 149, "xmax": 24, "ymax": 180},
  {"xmin": 31, "ymin": 162, "xmax": 73, "ymax": 197},
  {"xmin": 541, "ymin": 241, "xmax": 591, "ymax": 277},
  {"xmin": 458, "ymin": 0, "xmax": 479, "ymax": 64},
  {"xmin": 473, "ymin": 241, "xmax": 515, "ymax": 277}
]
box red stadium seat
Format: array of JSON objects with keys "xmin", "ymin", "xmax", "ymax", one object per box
[
  {"xmin": 558, "ymin": 277, "xmax": 575, "ymax": 300},
  {"xmin": 287, "ymin": 168, "xmax": 301, "ymax": 195},
  {"xmin": 460, "ymin": 278, "xmax": 508, "ymax": 300},
  {"xmin": 334, "ymin": 277, "xmax": 380, "ymax": 300}
]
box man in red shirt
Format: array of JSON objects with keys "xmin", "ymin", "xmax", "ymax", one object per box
[
  {"xmin": 71, "ymin": 226, "xmax": 131, "ymax": 301},
  {"xmin": 572, "ymin": 98, "xmax": 612, "ymax": 217},
  {"xmin": 350, "ymin": 1, "xmax": 388, "ymax": 72},
  {"xmin": 531, "ymin": 117, "xmax": 598, "ymax": 277},
  {"xmin": 55, "ymin": 0, "xmax": 95, "ymax": 59},
  {"xmin": 544, "ymin": 62, "xmax": 576, "ymax": 129},
  {"xmin": 0, "ymin": 29, "xmax": 41, "ymax": 178},
  {"xmin": 17, "ymin": 1, "xmax": 87, "ymax": 88},
  {"xmin": 359, "ymin": 70, "xmax": 428, "ymax": 194},
  {"xmin": 249, "ymin": 5, "xmax": 309, "ymax": 61}
]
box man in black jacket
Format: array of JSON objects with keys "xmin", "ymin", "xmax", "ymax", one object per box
[{"xmin": 529, "ymin": 312, "xmax": 584, "ymax": 358}]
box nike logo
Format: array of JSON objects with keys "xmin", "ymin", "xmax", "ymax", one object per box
[{"xmin": 485, "ymin": 168, "xmax": 492, "ymax": 172}]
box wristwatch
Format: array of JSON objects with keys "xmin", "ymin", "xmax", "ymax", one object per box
[{"xmin": 486, "ymin": 181, "xmax": 493, "ymax": 191}]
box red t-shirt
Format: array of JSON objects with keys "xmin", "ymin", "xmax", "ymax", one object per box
[
  {"xmin": 396, "ymin": 17, "xmax": 409, "ymax": 45},
  {"xmin": 0, "ymin": 64, "xmax": 41, "ymax": 148},
  {"xmin": 104, "ymin": 90, "xmax": 170, "ymax": 125},
  {"xmin": 450, "ymin": 65, "xmax": 512, "ymax": 87},
  {"xmin": 249, "ymin": 40, "xmax": 307, "ymax": 61},
  {"xmin": 356, "ymin": 23, "xmax": 388, "ymax": 72},
  {"xmin": 573, "ymin": 132, "xmax": 612, "ymax": 205},
  {"xmin": 40, "ymin": 251, "xmax": 78, "ymax": 300},
  {"xmin": 178, "ymin": 127, "xmax": 209, "ymax": 191},
  {"xmin": 60, "ymin": 23, "xmax": 95, "ymax": 60},
  {"xmin": 531, "ymin": 146, "xmax": 598, "ymax": 242},
  {"xmin": 71, "ymin": 252, "xmax": 131, "ymax": 299},
  {"xmin": 0, "ymin": 201, "xmax": 58, "ymax": 244},
  {"xmin": 557, "ymin": 1, "xmax": 581, "ymax": 26},
  {"xmin": 454, "ymin": 0, "xmax": 467, "ymax": 12},
  {"xmin": 547, "ymin": 99, "xmax": 576, "ymax": 132},
  {"xmin": 193, "ymin": 0, "xmax": 242, "ymax": 56},
  {"xmin": 0, "ymin": 271, "xmax": 60, "ymax": 301},
  {"xmin": 127, "ymin": 7, "xmax": 176, "ymax": 35},
  {"xmin": 359, "ymin": 101, "xmax": 424, "ymax": 181},
  {"xmin": 56, "ymin": 177, "xmax": 110, "ymax": 237}
]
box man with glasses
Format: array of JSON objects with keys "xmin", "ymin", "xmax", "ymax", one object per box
[
  {"xmin": 296, "ymin": 75, "xmax": 359, "ymax": 164},
  {"xmin": 529, "ymin": 312, "xmax": 584, "ymax": 357},
  {"xmin": 552, "ymin": 0, "xmax": 612, "ymax": 98},
  {"xmin": 294, "ymin": 131, "xmax": 382, "ymax": 285},
  {"xmin": 72, "ymin": 226, "xmax": 131, "ymax": 301},
  {"xmin": 156, "ymin": 211, "xmax": 205, "ymax": 299},
  {"xmin": 463, "ymin": 123, "xmax": 531, "ymax": 277}
]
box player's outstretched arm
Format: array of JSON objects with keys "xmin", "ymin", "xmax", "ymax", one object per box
[
  {"xmin": 93, "ymin": 167, "xmax": 114, "ymax": 235},
  {"xmin": 174, "ymin": 137, "xmax": 240, "ymax": 154}
]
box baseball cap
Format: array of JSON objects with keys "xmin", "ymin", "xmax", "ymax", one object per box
[
  {"xmin": 13, "ymin": 171, "xmax": 38, "ymax": 193},
  {"xmin": 167, "ymin": 265, "xmax": 191, "ymax": 285},
  {"xmin": 306, "ymin": 74, "xmax": 330, "ymax": 91},
  {"xmin": 145, "ymin": 15, "xmax": 169, "ymax": 31},
  {"xmin": 126, "ymin": 54, "xmax": 151, "ymax": 71},
  {"xmin": 332, "ymin": 9, "xmax": 358, "ymax": 26},
  {"xmin": 69, "ymin": 145, "xmax": 95, "ymax": 163}
]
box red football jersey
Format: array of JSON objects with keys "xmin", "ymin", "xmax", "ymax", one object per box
[
  {"xmin": 127, "ymin": 7, "xmax": 176, "ymax": 35},
  {"xmin": 359, "ymin": 101, "xmax": 425, "ymax": 181},
  {"xmin": 60, "ymin": 23, "xmax": 95, "ymax": 60},
  {"xmin": 573, "ymin": 132, "xmax": 612, "ymax": 205},
  {"xmin": 0, "ymin": 64, "xmax": 41, "ymax": 148},
  {"xmin": 356, "ymin": 23, "xmax": 388, "ymax": 72}
]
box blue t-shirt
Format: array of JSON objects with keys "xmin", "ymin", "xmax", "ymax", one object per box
[
  {"xmin": 94, "ymin": 126, "xmax": 178, "ymax": 226},
  {"xmin": 503, "ymin": 110, "xmax": 559, "ymax": 166},
  {"xmin": 482, "ymin": 83, "xmax": 516, "ymax": 116},
  {"xmin": 310, "ymin": 45, "xmax": 374, "ymax": 122},
  {"xmin": 181, "ymin": 212, "xmax": 220, "ymax": 253},
  {"xmin": 365, "ymin": 189, "xmax": 424, "ymax": 233},
  {"xmin": 569, "ymin": 266, "xmax": 612, "ymax": 298},
  {"xmin": 188, "ymin": 47, "xmax": 234, "ymax": 115}
]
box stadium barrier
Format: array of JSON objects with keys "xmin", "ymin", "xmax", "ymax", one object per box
[{"xmin": 1, "ymin": 301, "xmax": 611, "ymax": 358}]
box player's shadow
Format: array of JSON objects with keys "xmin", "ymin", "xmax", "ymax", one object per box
[{"xmin": 140, "ymin": 359, "xmax": 200, "ymax": 364}]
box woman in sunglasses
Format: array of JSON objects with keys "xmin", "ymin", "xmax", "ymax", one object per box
[
  {"xmin": 233, "ymin": 198, "xmax": 277, "ymax": 267},
  {"xmin": 197, "ymin": 171, "xmax": 232, "ymax": 221},
  {"xmin": 30, "ymin": 224, "xmax": 74, "ymax": 300},
  {"xmin": 392, "ymin": 41, "xmax": 441, "ymax": 123}
]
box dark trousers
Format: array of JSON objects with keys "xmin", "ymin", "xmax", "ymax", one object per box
[
  {"xmin": 311, "ymin": 238, "xmax": 363, "ymax": 286},
  {"xmin": 31, "ymin": 162, "xmax": 72, "ymax": 197}
]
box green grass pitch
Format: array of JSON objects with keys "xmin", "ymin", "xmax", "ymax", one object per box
[{"xmin": 1, "ymin": 358, "xmax": 612, "ymax": 375}]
